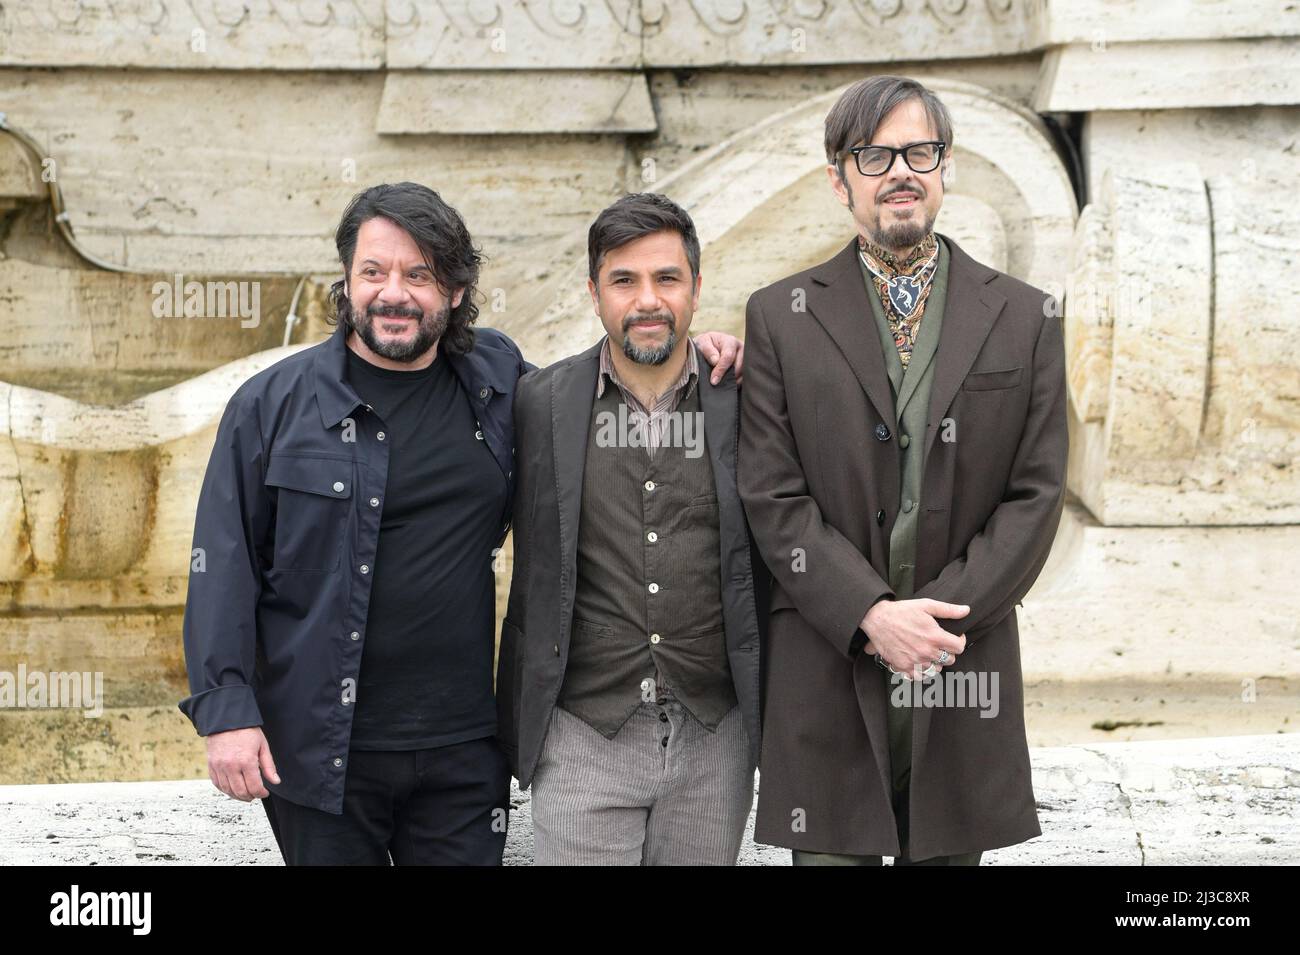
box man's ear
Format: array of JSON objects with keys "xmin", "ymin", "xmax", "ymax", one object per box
[
  {"xmin": 451, "ymin": 286, "xmax": 465, "ymax": 309},
  {"xmin": 940, "ymin": 155, "xmax": 955, "ymax": 188},
  {"xmin": 827, "ymin": 163, "xmax": 851, "ymax": 209},
  {"xmin": 587, "ymin": 276, "xmax": 600, "ymax": 316}
]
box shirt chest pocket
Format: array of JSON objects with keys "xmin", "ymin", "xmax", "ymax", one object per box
[{"xmin": 264, "ymin": 453, "xmax": 353, "ymax": 572}]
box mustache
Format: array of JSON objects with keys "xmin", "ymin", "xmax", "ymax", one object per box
[
  {"xmin": 367, "ymin": 303, "xmax": 425, "ymax": 320},
  {"xmin": 879, "ymin": 185, "xmax": 924, "ymax": 203},
  {"xmin": 622, "ymin": 312, "xmax": 674, "ymax": 332}
]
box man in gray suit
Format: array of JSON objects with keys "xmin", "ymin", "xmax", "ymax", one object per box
[{"xmin": 496, "ymin": 193, "xmax": 765, "ymax": 865}]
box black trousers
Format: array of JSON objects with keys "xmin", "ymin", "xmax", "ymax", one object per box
[{"xmin": 261, "ymin": 735, "xmax": 511, "ymax": 865}]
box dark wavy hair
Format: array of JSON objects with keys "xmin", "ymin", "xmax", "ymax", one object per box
[{"xmin": 327, "ymin": 182, "xmax": 483, "ymax": 356}]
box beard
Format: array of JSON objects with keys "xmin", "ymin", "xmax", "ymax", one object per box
[
  {"xmin": 871, "ymin": 211, "xmax": 935, "ymax": 253},
  {"xmin": 621, "ymin": 311, "xmax": 678, "ymax": 365},
  {"xmin": 869, "ymin": 183, "xmax": 936, "ymax": 254},
  {"xmin": 351, "ymin": 300, "xmax": 449, "ymax": 362}
]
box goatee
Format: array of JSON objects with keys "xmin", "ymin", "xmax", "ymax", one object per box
[{"xmin": 621, "ymin": 313, "xmax": 678, "ymax": 366}]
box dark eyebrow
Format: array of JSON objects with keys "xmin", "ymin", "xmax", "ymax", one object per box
[
  {"xmin": 358, "ymin": 258, "xmax": 433, "ymax": 274},
  {"xmin": 607, "ymin": 265, "xmax": 684, "ymax": 280}
]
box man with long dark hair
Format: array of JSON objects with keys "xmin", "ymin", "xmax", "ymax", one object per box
[{"xmin": 178, "ymin": 182, "xmax": 744, "ymax": 864}]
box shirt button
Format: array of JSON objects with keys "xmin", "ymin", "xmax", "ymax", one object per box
[
  {"xmin": 644, "ymin": 480, "xmax": 655, "ymax": 491},
  {"xmin": 554, "ymin": 644, "xmax": 560, "ymax": 656},
  {"xmin": 377, "ymin": 431, "xmax": 386, "ymax": 441},
  {"xmin": 650, "ymin": 633, "xmax": 661, "ymax": 644},
  {"xmin": 899, "ymin": 434, "xmax": 911, "ymax": 448},
  {"xmin": 333, "ymin": 757, "xmax": 343, "ymax": 768},
  {"xmin": 659, "ymin": 712, "xmax": 669, "ymax": 723},
  {"xmin": 332, "ymin": 481, "xmax": 345, "ymax": 493},
  {"xmin": 640, "ymin": 679, "xmax": 652, "ymax": 693},
  {"xmin": 350, "ymin": 631, "xmax": 360, "ymax": 641},
  {"xmin": 661, "ymin": 737, "xmax": 669, "ymax": 748},
  {"xmin": 902, "ymin": 500, "xmax": 914, "ymax": 513},
  {"xmin": 648, "ymin": 583, "xmax": 659, "ymax": 594},
  {"xmin": 359, "ymin": 564, "xmax": 370, "ymax": 574},
  {"xmin": 369, "ymin": 497, "xmax": 379, "ymax": 507},
  {"xmin": 646, "ymin": 531, "xmax": 658, "ymax": 543}
]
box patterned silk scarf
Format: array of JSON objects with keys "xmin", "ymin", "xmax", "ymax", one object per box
[{"xmin": 858, "ymin": 231, "xmax": 939, "ymax": 370}]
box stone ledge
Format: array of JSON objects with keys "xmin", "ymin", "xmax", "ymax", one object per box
[
  {"xmin": 375, "ymin": 71, "xmax": 657, "ymax": 135},
  {"xmin": 1035, "ymin": 39, "xmax": 1300, "ymax": 111}
]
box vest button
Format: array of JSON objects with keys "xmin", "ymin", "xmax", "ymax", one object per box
[
  {"xmin": 876, "ymin": 509, "xmax": 886, "ymax": 526},
  {"xmin": 650, "ymin": 633, "xmax": 661, "ymax": 644},
  {"xmin": 875, "ymin": 423, "xmax": 891, "ymax": 441},
  {"xmin": 644, "ymin": 480, "xmax": 655, "ymax": 492}
]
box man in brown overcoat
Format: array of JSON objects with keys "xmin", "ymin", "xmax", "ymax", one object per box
[{"xmin": 738, "ymin": 76, "xmax": 1068, "ymax": 865}]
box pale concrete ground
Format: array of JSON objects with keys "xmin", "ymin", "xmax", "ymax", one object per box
[{"xmin": 1, "ymin": 733, "xmax": 1295, "ymax": 866}]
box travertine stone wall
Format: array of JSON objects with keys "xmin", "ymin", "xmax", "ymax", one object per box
[{"xmin": 1, "ymin": 1, "xmax": 1298, "ymax": 782}]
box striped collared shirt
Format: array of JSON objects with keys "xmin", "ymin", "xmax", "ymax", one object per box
[{"xmin": 596, "ymin": 335, "xmax": 700, "ymax": 460}]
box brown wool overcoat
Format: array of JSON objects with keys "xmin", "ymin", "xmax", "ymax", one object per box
[{"xmin": 738, "ymin": 233, "xmax": 1068, "ymax": 859}]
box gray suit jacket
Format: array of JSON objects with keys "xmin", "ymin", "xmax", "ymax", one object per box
[{"xmin": 496, "ymin": 337, "xmax": 767, "ymax": 789}]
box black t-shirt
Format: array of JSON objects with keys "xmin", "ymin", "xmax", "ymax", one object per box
[{"xmin": 344, "ymin": 346, "xmax": 508, "ymax": 750}]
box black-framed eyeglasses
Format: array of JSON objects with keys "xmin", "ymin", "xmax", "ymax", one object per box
[{"xmin": 846, "ymin": 141, "xmax": 945, "ymax": 177}]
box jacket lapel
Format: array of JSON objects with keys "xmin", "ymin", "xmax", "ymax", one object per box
[
  {"xmin": 551, "ymin": 339, "xmax": 605, "ymax": 637},
  {"xmin": 922, "ymin": 236, "xmax": 1006, "ymax": 464},
  {"xmin": 807, "ymin": 237, "xmax": 897, "ymax": 428}
]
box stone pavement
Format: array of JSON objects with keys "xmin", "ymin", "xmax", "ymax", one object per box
[{"xmin": 2, "ymin": 733, "xmax": 1295, "ymax": 865}]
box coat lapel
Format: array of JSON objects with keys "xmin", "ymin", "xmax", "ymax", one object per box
[
  {"xmin": 551, "ymin": 339, "xmax": 604, "ymax": 637},
  {"xmin": 807, "ymin": 237, "xmax": 897, "ymax": 429},
  {"xmin": 922, "ymin": 236, "xmax": 1006, "ymax": 465}
]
